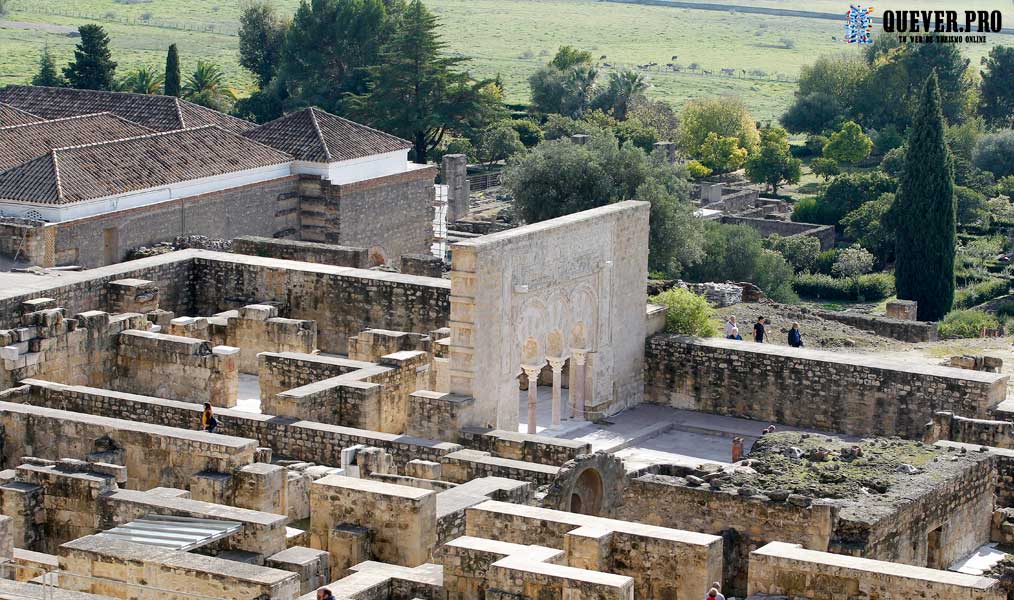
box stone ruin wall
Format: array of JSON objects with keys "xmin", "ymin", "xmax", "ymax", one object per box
[
  {"xmin": 644, "ymin": 335, "xmax": 1008, "ymax": 439},
  {"xmin": 231, "ymin": 235, "xmax": 370, "ymax": 269}
]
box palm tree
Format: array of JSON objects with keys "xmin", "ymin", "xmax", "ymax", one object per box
[
  {"xmin": 118, "ymin": 65, "xmax": 164, "ymax": 95},
  {"xmin": 564, "ymin": 64, "xmax": 598, "ymax": 118},
  {"xmin": 182, "ymin": 60, "xmax": 236, "ymax": 111},
  {"xmin": 606, "ymin": 69, "xmax": 648, "ymax": 120}
]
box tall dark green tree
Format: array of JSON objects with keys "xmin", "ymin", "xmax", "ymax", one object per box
[
  {"xmin": 31, "ymin": 47, "xmax": 66, "ymax": 87},
  {"xmin": 164, "ymin": 44, "xmax": 181, "ymax": 96},
  {"xmin": 239, "ymin": 0, "xmax": 289, "ymax": 88},
  {"xmin": 351, "ymin": 0, "xmax": 502, "ymax": 163},
  {"xmin": 892, "ymin": 72, "xmax": 956, "ymax": 321},
  {"xmin": 979, "ymin": 46, "xmax": 1014, "ymax": 128},
  {"xmin": 63, "ymin": 24, "xmax": 117, "ymax": 90},
  {"xmin": 278, "ymin": 0, "xmax": 398, "ymax": 113}
]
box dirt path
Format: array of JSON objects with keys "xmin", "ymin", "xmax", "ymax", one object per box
[{"xmin": 0, "ymin": 20, "xmax": 76, "ymax": 34}]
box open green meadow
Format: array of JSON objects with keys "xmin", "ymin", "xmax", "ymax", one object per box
[{"xmin": 0, "ymin": 0, "xmax": 1005, "ymax": 122}]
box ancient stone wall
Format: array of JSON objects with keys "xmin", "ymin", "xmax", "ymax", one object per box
[
  {"xmin": 16, "ymin": 380, "xmax": 461, "ymax": 470},
  {"xmin": 720, "ymin": 215, "xmax": 836, "ymax": 250},
  {"xmin": 191, "ymin": 253, "xmax": 449, "ymax": 354},
  {"xmin": 232, "ymin": 236, "xmax": 369, "ymax": 268},
  {"xmin": 58, "ymin": 535, "xmax": 300, "ymax": 600},
  {"xmin": 300, "ymin": 167, "xmax": 436, "ymax": 263},
  {"xmin": 0, "ymin": 400, "xmax": 256, "ymax": 491},
  {"xmin": 456, "ymin": 429, "xmax": 591, "ymax": 466},
  {"xmin": 114, "ymin": 330, "xmax": 239, "ymax": 407},
  {"xmin": 927, "ymin": 411, "xmax": 1014, "ymax": 449},
  {"xmin": 614, "ymin": 473, "xmax": 835, "ymax": 592},
  {"xmin": 747, "ymin": 541, "xmax": 1004, "ymax": 600},
  {"xmin": 813, "ymin": 310, "xmax": 939, "ymax": 343},
  {"xmin": 50, "ymin": 176, "xmax": 300, "ymax": 268},
  {"xmin": 259, "ymin": 352, "xmax": 368, "ymax": 400},
  {"xmin": 645, "ymin": 335, "xmax": 1008, "ymax": 438},
  {"xmin": 0, "ymin": 219, "xmax": 52, "ymax": 267}
]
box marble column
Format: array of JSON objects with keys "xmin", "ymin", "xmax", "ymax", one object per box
[
  {"xmin": 547, "ymin": 357, "xmax": 566, "ymax": 427},
  {"xmin": 522, "ymin": 364, "xmax": 542, "ymax": 434},
  {"xmin": 571, "ymin": 349, "xmax": 588, "ymax": 420}
]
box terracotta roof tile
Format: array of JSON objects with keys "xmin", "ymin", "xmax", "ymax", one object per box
[
  {"xmin": 0, "ymin": 112, "xmax": 152, "ymax": 172},
  {"xmin": 244, "ymin": 107, "xmax": 410, "ymax": 163},
  {"xmin": 0, "ymin": 85, "xmax": 255, "ymax": 134},
  {"xmin": 0, "ymin": 102, "xmax": 43, "ymax": 126},
  {"xmin": 0, "ymin": 126, "xmax": 293, "ymax": 205}
]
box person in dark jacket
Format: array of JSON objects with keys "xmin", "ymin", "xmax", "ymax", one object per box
[
  {"xmin": 788, "ymin": 322, "xmax": 804, "ymax": 348},
  {"xmin": 317, "ymin": 589, "xmax": 335, "ymax": 600},
  {"xmin": 753, "ymin": 316, "xmax": 766, "ymax": 343},
  {"xmin": 201, "ymin": 403, "xmax": 218, "ymax": 433}
]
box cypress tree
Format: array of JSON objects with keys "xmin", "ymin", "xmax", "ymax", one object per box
[
  {"xmin": 63, "ymin": 24, "xmax": 117, "ymax": 90},
  {"xmin": 892, "ymin": 72, "xmax": 956, "ymax": 321},
  {"xmin": 31, "ymin": 47, "xmax": 66, "ymax": 87},
  {"xmin": 164, "ymin": 44, "xmax": 181, "ymax": 96}
]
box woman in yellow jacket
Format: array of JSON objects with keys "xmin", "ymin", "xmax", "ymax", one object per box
[{"xmin": 201, "ymin": 403, "xmax": 218, "ymax": 433}]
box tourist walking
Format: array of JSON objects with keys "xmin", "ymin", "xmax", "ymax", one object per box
[
  {"xmin": 201, "ymin": 402, "xmax": 218, "ymax": 433},
  {"xmin": 317, "ymin": 589, "xmax": 335, "ymax": 600},
  {"xmin": 753, "ymin": 316, "xmax": 766, "ymax": 343},
  {"xmin": 788, "ymin": 322, "xmax": 804, "ymax": 348},
  {"xmin": 729, "ymin": 326, "xmax": 742, "ymax": 341},
  {"xmin": 710, "ymin": 582, "xmax": 726, "ymax": 600}
]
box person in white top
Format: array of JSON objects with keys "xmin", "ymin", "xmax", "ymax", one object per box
[{"xmin": 724, "ymin": 316, "xmax": 738, "ymax": 339}]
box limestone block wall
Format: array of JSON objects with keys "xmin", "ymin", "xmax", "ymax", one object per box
[
  {"xmin": 927, "ymin": 411, "xmax": 1014, "ymax": 449},
  {"xmin": 440, "ymin": 450, "xmax": 561, "ymax": 486},
  {"xmin": 813, "ymin": 309, "xmax": 939, "ymax": 343},
  {"xmin": 113, "ymin": 329, "xmax": 239, "ymax": 407},
  {"xmin": 58, "ymin": 535, "xmax": 300, "ymax": 600},
  {"xmin": 0, "ymin": 251, "xmax": 196, "ymax": 330},
  {"xmin": 0, "ymin": 219, "xmax": 52, "ymax": 267},
  {"xmin": 407, "ymin": 391, "xmax": 480, "ymax": 442},
  {"xmin": 232, "ymin": 236, "xmax": 369, "ymax": 268},
  {"xmin": 16, "ymin": 380, "xmax": 461, "ymax": 470},
  {"xmin": 847, "ymin": 454, "xmax": 995, "ymax": 570},
  {"xmin": 645, "ymin": 335, "xmax": 1008, "ymax": 439},
  {"xmin": 217, "ymin": 305, "xmax": 317, "ymax": 374},
  {"xmin": 457, "ymin": 429, "xmax": 591, "ymax": 466},
  {"xmin": 310, "ymin": 475, "xmax": 437, "ymax": 568},
  {"xmin": 259, "ymin": 352, "xmax": 368, "ymax": 400},
  {"xmin": 747, "ymin": 541, "xmax": 1004, "ymax": 600},
  {"xmin": 464, "ymin": 500, "xmax": 723, "ymax": 600},
  {"xmin": 191, "ymin": 253, "xmax": 449, "ymax": 354},
  {"xmin": 0, "ymin": 308, "xmax": 148, "ymax": 392},
  {"xmin": 0, "ymin": 400, "xmax": 256, "ymax": 491},
  {"xmin": 449, "ymin": 201, "xmax": 649, "ymax": 430},
  {"xmin": 719, "ymin": 215, "xmax": 837, "ymax": 250},
  {"xmin": 99, "ymin": 488, "xmax": 287, "ymax": 557}
]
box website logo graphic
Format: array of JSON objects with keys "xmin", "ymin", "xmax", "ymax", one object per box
[{"xmin": 844, "ymin": 5, "xmax": 875, "ymax": 44}]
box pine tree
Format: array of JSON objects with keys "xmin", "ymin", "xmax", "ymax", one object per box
[
  {"xmin": 350, "ymin": 0, "xmax": 502, "ymax": 163},
  {"xmin": 63, "ymin": 24, "xmax": 117, "ymax": 90},
  {"xmin": 31, "ymin": 47, "xmax": 65, "ymax": 87},
  {"xmin": 164, "ymin": 44, "xmax": 181, "ymax": 97},
  {"xmin": 892, "ymin": 72, "xmax": 956, "ymax": 321}
]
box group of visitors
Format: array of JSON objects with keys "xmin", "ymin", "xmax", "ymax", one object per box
[{"xmin": 724, "ymin": 315, "xmax": 804, "ymax": 347}]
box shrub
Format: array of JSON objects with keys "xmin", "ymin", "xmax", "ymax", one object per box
[
  {"xmin": 765, "ymin": 234, "xmax": 820, "ymax": 273},
  {"xmin": 995, "ymin": 298, "xmax": 1014, "ymax": 318},
  {"xmin": 686, "ymin": 160, "xmax": 712, "ymax": 179},
  {"xmin": 973, "ymin": 130, "xmax": 1014, "ymax": 178},
  {"xmin": 953, "ymin": 278, "xmax": 1010, "ymax": 309},
  {"xmin": 880, "ymin": 146, "xmax": 906, "ymax": 177},
  {"xmin": 649, "ymin": 288, "xmax": 719, "ymax": 337},
  {"xmin": 938, "ymin": 310, "xmax": 998, "ymax": 338},
  {"xmin": 792, "ymin": 272, "xmax": 895, "ymax": 301},
  {"xmin": 815, "ymin": 248, "xmax": 839, "ymax": 275}
]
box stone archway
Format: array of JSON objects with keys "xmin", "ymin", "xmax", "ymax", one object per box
[{"xmin": 569, "ymin": 467, "xmax": 605, "ymax": 515}]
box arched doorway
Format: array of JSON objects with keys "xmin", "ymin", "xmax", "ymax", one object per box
[{"xmin": 569, "ymin": 467, "xmax": 604, "ymax": 515}]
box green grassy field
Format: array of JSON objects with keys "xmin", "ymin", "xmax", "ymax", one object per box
[{"xmin": 0, "ymin": 0, "xmax": 1005, "ymax": 123}]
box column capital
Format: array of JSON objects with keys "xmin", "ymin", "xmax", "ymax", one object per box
[
  {"xmin": 571, "ymin": 349, "xmax": 589, "ymax": 365},
  {"xmin": 546, "ymin": 356, "xmax": 567, "ymax": 370},
  {"xmin": 521, "ymin": 364, "xmax": 543, "ymax": 378}
]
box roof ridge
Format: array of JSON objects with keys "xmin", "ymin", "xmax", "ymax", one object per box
[
  {"xmin": 5, "ymin": 84, "xmax": 178, "ymax": 103},
  {"xmin": 0, "ymin": 111, "xmax": 147, "ymax": 133},
  {"xmin": 172, "ymin": 97, "xmax": 186, "ymax": 129},
  {"xmin": 0, "ymin": 101, "xmax": 41, "ymax": 119},
  {"xmin": 50, "ymin": 149, "xmax": 64, "ymax": 202},
  {"xmin": 318, "ymin": 108, "xmax": 412, "ymax": 147},
  {"xmin": 308, "ymin": 108, "xmax": 333, "ymax": 162}
]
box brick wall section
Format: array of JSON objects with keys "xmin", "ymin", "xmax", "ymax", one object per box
[
  {"xmin": 50, "ymin": 176, "xmax": 300, "ymax": 268},
  {"xmin": 191, "ymin": 253, "xmax": 449, "ymax": 354},
  {"xmin": 0, "ymin": 219, "xmax": 52, "ymax": 266},
  {"xmin": 16, "ymin": 380, "xmax": 461, "ymax": 470},
  {"xmin": 926, "ymin": 411, "xmax": 1014, "ymax": 449},
  {"xmin": 814, "ymin": 309, "xmax": 938, "ymax": 343},
  {"xmin": 644, "ymin": 335, "xmax": 1008, "ymax": 439},
  {"xmin": 747, "ymin": 541, "xmax": 1004, "ymax": 600},
  {"xmin": 232, "ymin": 236, "xmax": 369, "ymax": 269}
]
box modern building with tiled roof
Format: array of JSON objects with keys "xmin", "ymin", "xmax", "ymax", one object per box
[
  {"xmin": 0, "ymin": 112, "xmax": 152, "ymax": 172},
  {"xmin": 0, "ymin": 102, "xmax": 43, "ymax": 127},
  {"xmin": 0, "ymin": 85, "xmax": 255, "ymax": 134},
  {"xmin": 244, "ymin": 107, "xmax": 413, "ymax": 183},
  {"xmin": 0, "ymin": 88, "xmax": 436, "ymax": 269}
]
